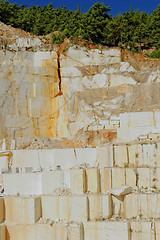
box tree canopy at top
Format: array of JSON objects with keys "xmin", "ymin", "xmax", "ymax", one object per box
[{"xmin": 0, "ymin": 0, "xmax": 160, "ymax": 52}]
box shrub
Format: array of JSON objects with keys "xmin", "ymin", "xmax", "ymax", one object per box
[
  {"xmin": 52, "ymin": 32, "xmax": 65, "ymax": 44},
  {"xmin": 146, "ymin": 49, "xmax": 160, "ymax": 59}
]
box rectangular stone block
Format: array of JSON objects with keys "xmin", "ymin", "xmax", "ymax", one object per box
[
  {"xmin": 12, "ymin": 150, "xmax": 40, "ymax": 169},
  {"xmin": 42, "ymin": 196, "xmax": 71, "ymax": 222},
  {"xmin": 128, "ymin": 144, "xmax": 142, "ymax": 167},
  {"xmin": 3, "ymin": 172, "xmax": 42, "ymax": 195},
  {"xmin": 39, "ymin": 149, "xmax": 76, "ymax": 170},
  {"xmin": 6, "ymin": 224, "xmax": 55, "ymax": 240},
  {"xmin": 100, "ymin": 168, "xmax": 112, "ymax": 193},
  {"xmin": 75, "ymin": 148, "xmax": 97, "ymax": 166},
  {"xmin": 139, "ymin": 194, "xmax": 148, "ymax": 219},
  {"xmin": 147, "ymin": 194, "xmax": 160, "ymax": 219},
  {"xmin": 112, "ymin": 168, "xmax": 125, "ymax": 188},
  {"xmin": 68, "ymin": 223, "xmax": 84, "ymax": 240},
  {"xmin": 70, "ymin": 169, "xmax": 86, "ymax": 194},
  {"xmin": 141, "ymin": 144, "xmax": 156, "ymax": 167},
  {"xmin": 155, "ymin": 222, "xmax": 160, "ymax": 240},
  {"xmin": 53, "ymin": 223, "xmax": 68, "ymax": 240},
  {"xmin": 84, "ymin": 221, "xmax": 130, "ymax": 240},
  {"xmin": 0, "ymin": 198, "xmax": 5, "ymax": 223},
  {"xmin": 86, "ymin": 168, "xmax": 100, "ymax": 193},
  {"xmin": 42, "ymin": 171, "xmax": 63, "ymax": 194},
  {"xmin": 122, "ymin": 112, "xmax": 154, "ymax": 128},
  {"xmin": 125, "ymin": 168, "xmax": 137, "ymax": 186},
  {"xmin": 123, "ymin": 193, "xmax": 139, "ymax": 219},
  {"xmin": 130, "ymin": 221, "xmax": 154, "ymax": 240},
  {"xmin": 0, "ymin": 225, "xmax": 6, "ymax": 240},
  {"xmin": 88, "ymin": 194, "xmax": 112, "ymax": 221},
  {"xmin": 70, "ymin": 196, "xmax": 89, "ymax": 222},
  {"xmin": 42, "ymin": 195, "xmax": 88, "ymax": 222},
  {"xmin": 59, "ymin": 196, "xmax": 70, "ymax": 221},
  {"xmin": 7, "ymin": 222, "xmax": 83, "ymax": 240},
  {"xmin": 5, "ymin": 197, "xmax": 41, "ymax": 224},
  {"xmin": 13, "ymin": 149, "xmax": 76, "ymax": 171},
  {"xmin": 41, "ymin": 196, "xmax": 59, "ymax": 221},
  {"xmin": 124, "ymin": 193, "xmax": 160, "ymax": 219},
  {"xmin": 114, "ymin": 144, "xmax": 128, "ymax": 167},
  {"xmin": 117, "ymin": 126, "xmax": 154, "ymax": 142},
  {"xmin": 137, "ymin": 168, "xmax": 151, "ymax": 188},
  {"xmin": 96, "ymin": 144, "xmax": 113, "ymax": 168},
  {"xmin": 6, "ymin": 224, "xmax": 25, "ymax": 240}
]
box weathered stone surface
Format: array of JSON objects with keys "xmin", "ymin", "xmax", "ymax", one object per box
[
  {"xmin": 97, "ymin": 144, "xmax": 113, "ymax": 168},
  {"xmin": 155, "ymin": 222, "xmax": 160, "ymax": 240},
  {"xmin": 112, "ymin": 168, "xmax": 125, "ymax": 188},
  {"xmin": 70, "ymin": 169, "xmax": 86, "ymax": 194},
  {"xmin": 41, "ymin": 195, "xmax": 89, "ymax": 222},
  {"xmin": 130, "ymin": 221, "xmax": 154, "ymax": 240},
  {"xmin": 124, "ymin": 193, "xmax": 160, "ymax": 219},
  {"xmin": 88, "ymin": 194, "xmax": 112, "ymax": 220},
  {"xmin": 70, "ymin": 196, "xmax": 89, "ymax": 221},
  {"xmin": 0, "ymin": 43, "xmax": 160, "ymax": 142},
  {"xmin": 137, "ymin": 168, "xmax": 151, "ymax": 188},
  {"xmin": 0, "ymin": 225, "xmax": 5, "ymax": 240},
  {"xmin": 3, "ymin": 172, "xmax": 42, "ymax": 195},
  {"xmin": 84, "ymin": 221, "xmax": 130, "ymax": 240},
  {"xmin": 100, "ymin": 168, "xmax": 112, "ymax": 193},
  {"xmin": 114, "ymin": 144, "xmax": 128, "ymax": 167},
  {"xmin": 86, "ymin": 168, "xmax": 100, "ymax": 193},
  {"xmin": 6, "ymin": 223, "xmax": 83, "ymax": 240},
  {"xmin": 125, "ymin": 168, "xmax": 137, "ymax": 186},
  {"xmin": 42, "ymin": 171, "xmax": 65, "ymax": 194},
  {"xmin": 6, "ymin": 224, "xmax": 55, "ymax": 240},
  {"xmin": 5, "ymin": 197, "xmax": 41, "ymax": 224}
]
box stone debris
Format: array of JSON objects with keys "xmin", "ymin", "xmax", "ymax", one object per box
[
  {"xmin": 108, "ymin": 186, "xmax": 132, "ymax": 196},
  {"xmin": 53, "ymin": 187, "xmax": 71, "ymax": 195}
]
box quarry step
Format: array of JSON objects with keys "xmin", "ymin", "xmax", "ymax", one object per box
[
  {"xmin": 0, "ymin": 191, "xmax": 160, "ymax": 226},
  {"xmin": 2, "ymin": 166, "xmax": 160, "ymax": 196},
  {"xmin": 1, "ymin": 141, "xmax": 160, "ymax": 172},
  {"xmin": 0, "ymin": 220, "xmax": 160, "ymax": 240}
]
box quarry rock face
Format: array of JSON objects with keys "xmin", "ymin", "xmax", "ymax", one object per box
[
  {"xmin": 0, "ymin": 41, "xmax": 160, "ymax": 146},
  {"xmin": 1, "ymin": 23, "xmax": 160, "ymax": 239}
]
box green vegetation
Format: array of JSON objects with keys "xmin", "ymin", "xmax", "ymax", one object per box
[
  {"xmin": 0, "ymin": 0, "xmax": 160, "ymax": 56},
  {"xmin": 146, "ymin": 49, "xmax": 160, "ymax": 58}
]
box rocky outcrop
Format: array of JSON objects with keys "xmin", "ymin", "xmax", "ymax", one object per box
[{"xmin": 0, "ymin": 23, "xmax": 160, "ymax": 146}]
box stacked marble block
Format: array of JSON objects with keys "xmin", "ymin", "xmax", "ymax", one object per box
[
  {"xmin": 0, "ymin": 168, "xmax": 160, "ymax": 239},
  {"xmin": 4, "ymin": 141, "xmax": 160, "ymax": 190},
  {"xmin": 0, "ymin": 142, "xmax": 160, "ymax": 239}
]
